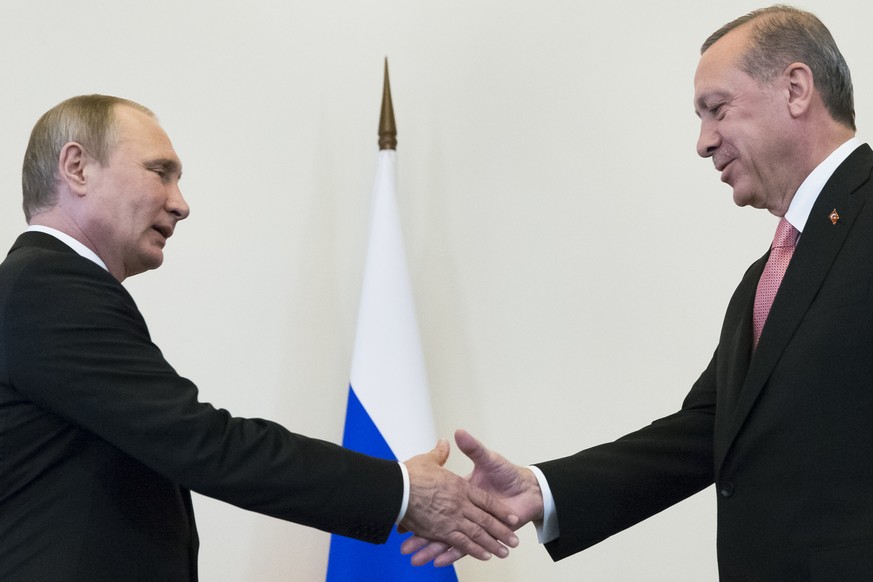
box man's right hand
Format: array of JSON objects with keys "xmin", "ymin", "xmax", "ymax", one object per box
[
  {"xmin": 401, "ymin": 429, "xmax": 545, "ymax": 567},
  {"xmin": 400, "ymin": 437, "xmax": 520, "ymax": 563}
]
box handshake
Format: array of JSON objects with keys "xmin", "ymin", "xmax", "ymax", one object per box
[{"xmin": 398, "ymin": 429, "xmax": 545, "ymax": 567}]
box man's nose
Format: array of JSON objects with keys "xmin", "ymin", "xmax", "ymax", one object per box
[
  {"xmin": 168, "ymin": 184, "xmax": 190, "ymax": 220},
  {"xmin": 696, "ymin": 120, "xmax": 719, "ymax": 158}
]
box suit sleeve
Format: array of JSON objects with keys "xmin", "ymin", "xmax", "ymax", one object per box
[
  {"xmin": 535, "ymin": 350, "xmax": 717, "ymax": 560},
  {"xmin": 4, "ymin": 252, "xmax": 402, "ymax": 543}
]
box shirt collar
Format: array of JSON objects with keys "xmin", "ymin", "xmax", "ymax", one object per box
[
  {"xmin": 784, "ymin": 137, "xmax": 863, "ymax": 233},
  {"xmin": 26, "ymin": 225, "xmax": 109, "ymax": 272}
]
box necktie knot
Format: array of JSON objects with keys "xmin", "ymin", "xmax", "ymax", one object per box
[{"xmin": 772, "ymin": 218, "xmax": 800, "ymax": 250}]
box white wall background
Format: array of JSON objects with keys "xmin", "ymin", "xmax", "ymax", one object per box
[{"xmin": 1, "ymin": 1, "xmax": 870, "ymax": 580}]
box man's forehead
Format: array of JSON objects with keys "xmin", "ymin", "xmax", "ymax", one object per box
[
  {"xmin": 693, "ymin": 28, "xmax": 752, "ymax": 101},
  {"xmin": 114, "ymin": 103, "xmax": 159, "ymax": 129},
  {"xmin": 113, "ymin": 105, "xmax": 180, "ymax": 159},
  {"xmin": 698, "ymin": 23, "xmax": 753, "ymax": 75}
]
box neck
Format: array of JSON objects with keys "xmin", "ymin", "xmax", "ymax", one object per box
[
  {"xmin": 796, "ymin": 111, "xmax": 856, "ymax": 175},
  {"xmin": 29, "ymin": 209, "xmax": 125, "ymax": 282}
]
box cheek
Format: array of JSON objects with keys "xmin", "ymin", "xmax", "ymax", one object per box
[{"xmin": 129, "ymin": 192, "xmax": 164, "ymax": 226}]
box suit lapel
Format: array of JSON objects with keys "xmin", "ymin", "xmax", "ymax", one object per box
[
  {"xmin": 720, "ymin": 257, "xmax": 762, "ymax": 409},
  {"xmin": 716, "ymin": 145, "xmax": 873, "ymax": 472},
  {"xmin": 712, "ymin": 254, "xmax": 762, "ymax": 466}
]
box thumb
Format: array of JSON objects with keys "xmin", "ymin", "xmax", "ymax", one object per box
[
  {"xmin": 455, "ymin": 429, "xmax": 485, "ymax": 463},
  {"xmin": 428, "ymin": 438, "xmax": 450, "ymax": 467}
]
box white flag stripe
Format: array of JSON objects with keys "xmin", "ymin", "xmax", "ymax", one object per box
[{"xmin": 349, "ymin": 149, "xmax": 437, "ymax": 462}]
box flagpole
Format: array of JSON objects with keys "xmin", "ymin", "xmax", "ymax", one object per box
[{"xmin": 379, "ymin": 58, "xmax": 397, "ymax": 151}]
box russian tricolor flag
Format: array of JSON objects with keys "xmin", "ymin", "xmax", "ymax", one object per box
[{"xmin": 325, "ymin": 149, "xmax": 458, "ymax": 581}]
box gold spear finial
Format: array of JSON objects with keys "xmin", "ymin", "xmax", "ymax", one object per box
[{"xmin": 378, "ymin": 58, "xmax": 397, "ymax": 150}]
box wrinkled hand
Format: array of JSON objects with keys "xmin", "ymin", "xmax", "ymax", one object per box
[
  {"xmin": 399, "ymin": 438, "xmax": 520, "ymax": 563},
  {"xmin": 401, "ymin": 429, "xmax": 544, "ymax": 567}
]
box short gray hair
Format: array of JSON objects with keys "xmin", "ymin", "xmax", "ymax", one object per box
[
  {"xmin": 22, "ymin": 94, "xmax": 155, "ymax": 221},
  {"xmin": 702, "ymin": 5, "xmax": 855, "ymax": 131}
]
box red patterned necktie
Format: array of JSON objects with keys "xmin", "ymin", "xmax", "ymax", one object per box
[{"xmin": 752, "ymin": 218, "xmax": 800, "ymax": 350}]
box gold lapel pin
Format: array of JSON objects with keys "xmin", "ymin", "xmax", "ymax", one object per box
[{"xmin": 829, "ymin": 208, "xmax": 840, "ymax": 225}]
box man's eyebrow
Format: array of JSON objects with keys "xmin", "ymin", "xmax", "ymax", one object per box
[
  {"xmin": 695, "ymin": 90, "xmax": 730, "ymax": 113},
  {"xmin": 145, "ymin": 158, "xmax": 183, "ymax": 177}
]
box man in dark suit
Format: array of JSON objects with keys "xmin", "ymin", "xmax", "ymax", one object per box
[
  {"xmin": 0, "ymin": 95, "xmax": 519, "ymax": 581},
  {"xmin": 404, "ymin": 6, "xmax": 871, "ymax": 580}
]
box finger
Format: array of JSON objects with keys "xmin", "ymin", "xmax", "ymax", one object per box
[
  {"xmin": 408, "ymin": 541, "xmax": 452, "ymax": 566},
  {"xmin": 442, "ymin": 528, "xmax": 498, "ymax": 562},
  {"xmin": 427, "ymin": 438, "xmax": 450, "ymax": 467},
  {"xmin": 458, "ymin": 508, "xmax": 518, "ymax": 554},
  {"xmin": 400, "ymin": 535, "xmax": 431, "ymax": 555},
  {"xmin": 467, "ymin": 482, "xmax": 521, "ymax": 529},
  {"xmin": 454, "ymin": 429, "xmax": 480, "ymax": 455},
  {"xmin": 433, "ymin": 547, "xmax": 467, "ymax": 568},
  {"xmin": 453, "ymin": 504, "xmax": 521, "ymax": 559},
  {"xmin": 455, "ymin": 429, "xmax": 491, "ymax": 467}
]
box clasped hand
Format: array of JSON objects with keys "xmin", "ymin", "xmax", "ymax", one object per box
[{"xmin": 400, "ymin": 430, "xmax": 545, "ymax": 567}]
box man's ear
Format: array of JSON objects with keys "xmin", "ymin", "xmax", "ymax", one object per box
[
  {"xmin": 785, "ymin": 62, "xmax": 814, "ymax": 118},
  {"xmin": 57, "ymin": 142, "xmax": 90, "ymax": 196}
]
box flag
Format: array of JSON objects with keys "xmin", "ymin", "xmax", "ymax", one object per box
[{"xmin": 325, "ymin": 145, "xmax": 458, "ymax": 581}]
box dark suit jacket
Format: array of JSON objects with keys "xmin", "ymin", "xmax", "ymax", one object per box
[
  {"xmin": 537, "ymin": 144, "xmax": 873, "ymax": 581},
  {"xmin": 0, "ymin": 232, "xmax": 402, "ymax": 581}
]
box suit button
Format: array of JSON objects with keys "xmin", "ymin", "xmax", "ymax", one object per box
[{"xmin": 719, "ymin": 482, "xmax": 734, "ymax": 498}]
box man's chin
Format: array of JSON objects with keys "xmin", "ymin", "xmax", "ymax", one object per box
[
  {"xmin": 731, "ymin": 188, "xmax": 763, "ymax": 209},
  {"xmin": 129, "ymin": 252, "xmax": 165, "ymax": 278},
  {"xmin": 731, "ymin": 190, "xmax": 752, "ymax": 208},
  {"xmin": 147, "ymin": 253, "xmax": 165, "ymax": 271}
]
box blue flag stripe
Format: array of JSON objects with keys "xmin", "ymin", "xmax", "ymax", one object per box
[{"xmin": 326, "ymin": 386, "xmax": 458, "ymax": 582}]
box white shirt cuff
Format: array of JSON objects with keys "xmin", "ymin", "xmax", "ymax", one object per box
[
  {"xmin": 529, "ymin": 465, "xmax": 559, "ymax": 544},
  {"xmin": 396, "ymin": 461, "xmax": 410, "ymax": 523}
]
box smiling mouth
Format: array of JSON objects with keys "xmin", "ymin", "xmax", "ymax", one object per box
[
  {"xmin": 715, "ymin": 158, "xmax": 735, "ymax": 183},
  {"xmin": 713, "ymin": 155, "xmax": 733, "ymax": 172}
]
